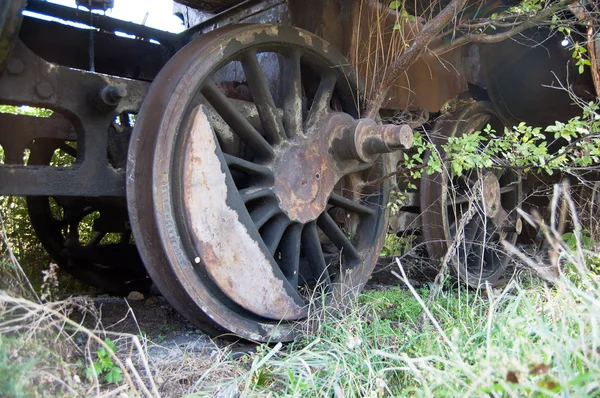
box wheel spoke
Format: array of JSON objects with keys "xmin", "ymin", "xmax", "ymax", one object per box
[
  {"xmin": 261, "ymin": 214, "xmax": 291, "ymax": 255},
  {"xmin": 120, "ymin": 230, "xmax": 131, "ymax": 244},
  {"xmin": 305, "ymin": 73, "xmax": 336, "ymax": 131},
  {"xmin": 317, "ymin": 211, "xmax": 361, "ymax": 266},
  {"xmin": 301, "ymin": 222, "xmax": 331, "ymax": 286},
  {"xmin": 201, "ymin": 82, "xmax": 274, "ymax": 159},
  {"xmin": 461, "ymin": 216, "xmax": 484, "ymax": 261},
  {"xmin": 500, "ymin": 185, "xmax": 517, "ymax": 194},
  {"xmin": 464, "ymin": 114, "xmax": 491, "ymax": 135},
  {"xmin": 447, "ymin": 193, "xmax": 471, "ymax": 206},
  {"xmin": 249, "ymin": 201, "xmax": 280, "ymax": 229},
  {"xmin": 279, "ymin": 223, "xmax": 302, "ymax": 287},
  {"xmin": 58, "ymin": 141, "xmax": 77, "ymax": 157},
  {"xmin": 86, "ymin": 231, "xmax": 107, "ymax": 247},
  {"xmin": 241, "ymin": 50, "xmax": 285, "ymax": 144},
  {"xmin": 238, "ymin": 187, "xmax": 273, "ymax": 204},
  {"xmin": 448, "ymin": 184, "xmax": 516, "ymax": 208},
  {"xmin": 328, "ymin": 193, "xmax": 375, "ymax": 216},
  {"xmin": 223, "ymin": 153, "xmax": 273, "ymax": 178},
  {"xmin": 281, "ymin": 51, "xmax": 303, "ymax": 138}
]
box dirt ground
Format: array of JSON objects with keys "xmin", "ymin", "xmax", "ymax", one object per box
[{"xmin": 72, "ymin": 254, "xmax": 432, "ymax": 360}]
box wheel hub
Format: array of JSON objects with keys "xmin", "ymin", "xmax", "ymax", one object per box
[
  {"xmin": 482, "ymin": 172, "xmax": 501, "ymax": 217},
  {"xmin": 273, "ymin": 112, "xmax": 412, "ymax": 223},
  {"xmin": 272, "ymin": 141, "xmax": 331, "ymax": 223}
]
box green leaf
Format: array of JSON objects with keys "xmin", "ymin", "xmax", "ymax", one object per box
[
  {"xmin": 104, "ymin": 367, "xmax": 123, "ymax": 384},
  {"xmin": 104, "ymin": 338, "xmax": 117, "ymax": 353},
  {"xmin": 389, "ymin": 0, "xmax": 401, "ymax": 9},
  {"xmin": 393, "ymin": 23, "xmax": 401, "ymax": 30},
  {"xmin": 86, "ymin": 362, "xmax": 102, "ymax": 380},
  {"xmin": 99, "ymin": 356, "xmax": 113, "ymax": 372}
]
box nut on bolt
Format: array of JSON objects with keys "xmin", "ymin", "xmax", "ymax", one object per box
[{"xmin": 99, "ymin": 85, "xmax": 127, "ymax": 106}]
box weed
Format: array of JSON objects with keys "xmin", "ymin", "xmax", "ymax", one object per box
[
  {"xmin": 86, "ymin": 338, "xmax": 123, "ymax": 385},
  {"xmin": 380, "ymin": 233, "xmax": 415, "ymax": 257}
]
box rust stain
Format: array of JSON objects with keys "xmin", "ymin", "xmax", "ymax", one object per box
[{"xmin": 181, "ymin": 106, "xmax": 305, "ymax": 321}]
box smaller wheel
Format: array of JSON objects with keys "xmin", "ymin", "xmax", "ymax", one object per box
[
  {"xmin": 420, "ymin": 101, "xmax": 523, "ymax": 287},
  {"xmin": 26, "ymin": 138, "xmax": 149, "ymax": 294}
]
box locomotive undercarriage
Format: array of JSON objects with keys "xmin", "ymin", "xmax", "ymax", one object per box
[{"xmin": 1, "ymin": 0, "xmax": 595, "ymax": 341}]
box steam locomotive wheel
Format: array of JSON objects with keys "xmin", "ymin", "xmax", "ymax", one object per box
[
  {"xmin": 420, "ymin": 102, "xmax": 523, "ymax": 287},
  {"xmin": 26, "ymin": 138, "xmax": 149, "ymax": 294},
  {"xmin": 127, "ymin": 24, "xmax": 392, "ymax": 341}
]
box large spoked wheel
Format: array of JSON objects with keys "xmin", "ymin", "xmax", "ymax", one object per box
[
  {"xmin": 26, "ymin": 138, "xmax": 149, "ymax": 294},
  {"xmin": 127, "ymin": 24, "xmax": 393, "ymax": 341},
  {"xmin": 421, "ymin": 102, "xmax": 523, "ymax": 287}
]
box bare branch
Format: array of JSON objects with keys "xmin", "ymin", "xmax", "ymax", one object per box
[
  {"xmin": 429, "ymin": 0, "xmax": 573, "ymax": 57},
  {"xmin": 364, "ymin": 0, "xmax": 470, "ymax": 118}
]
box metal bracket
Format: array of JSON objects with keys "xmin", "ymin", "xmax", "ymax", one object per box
[{"xmin": 0, "ymin": 40, "xmax": 149, "ymax": 197}]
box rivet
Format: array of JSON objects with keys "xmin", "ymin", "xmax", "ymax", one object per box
[
  {"xmin": 36, "ymin": 82, "xmax": 53, "ymax": 99},
  {"xmin": 6, "ymin": 58, "xmax": 24, "ymax": 75}
]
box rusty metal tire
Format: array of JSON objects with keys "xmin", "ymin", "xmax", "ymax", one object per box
[
  {"xmin": 0, "ymin": 0, "xmax": 26, "ymax": 73},
  {"xmin": 420, "ymin": 101, "xmax": 522, "ymax": 287},
  {"xmin": 127, "ymin": 24, "xmax": 389, "ymax": 341}
]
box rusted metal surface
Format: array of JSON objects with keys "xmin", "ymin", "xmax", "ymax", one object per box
[
  {"xmin": 292, "ymin": 0, "xmax": 468, "ymax": 113},
  {"xmin": 127, "ymin": 24, "xmax": 392, "ymax": 341},
  {"xmin": 183, "ymin": 106, "xmax": 306, "ymax": 320}
]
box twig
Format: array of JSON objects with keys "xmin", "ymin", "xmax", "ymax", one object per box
[
  {"xmin": 365, "ymin": 0, "xmax": 470, "ymax": 117},
  {"xmin": 414, "ymin": 181, "xmax": 480, "ymax": 329},
  {"xmin": 0, "ymin": 209, "xmax": 40, "ymax": 301},
  {"xmin": 126, "ymin": 357, "xmax": 154, "ymax": 398},
  {"xmin": 392, "ymin": 258, "xmax": 457, "ymax": 355},
  {"xmin": 0, "ymin": 292, "xmax": 141, "ymax": 396}
]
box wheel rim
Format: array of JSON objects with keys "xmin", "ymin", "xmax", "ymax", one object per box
[
  {"xmin": 421, "ymin": 102, "xmax": 522, "ymax": 287},
  {"xmin": 27, "ymin": 138, "xmax": 149, "ymax": 294},
  {"xmin": 127, "ymin": 24, "xmax": 393, "ymax": 341}
]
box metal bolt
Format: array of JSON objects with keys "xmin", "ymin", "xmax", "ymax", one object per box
[
  {"xmin": 6, "ymin": 58, "xmax": 24, "ymax": 75},
  {"xmin": 36, "ymin": 82, "xmax": 53, "ymax": 99},
  {"xmin": 100, "ymin": 85, "xmax": 127, "ymax": 106}
]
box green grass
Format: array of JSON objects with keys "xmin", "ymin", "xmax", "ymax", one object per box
[{"xmin": 192, "ymin": 265, "xmax": 600, "ymax": 397}]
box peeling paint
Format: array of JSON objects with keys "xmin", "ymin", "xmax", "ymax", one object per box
[
  {"xmin": 298, "ymin": 31, "xmax": 313, "ymax": 47},
  {"xmin": 182, "ymin": 106, "xmax": 305, "ymax": 321}
]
